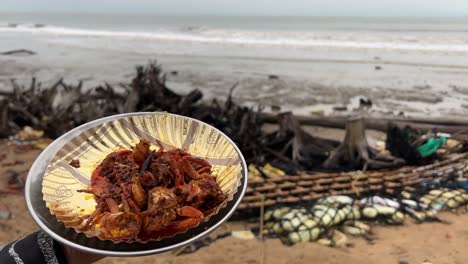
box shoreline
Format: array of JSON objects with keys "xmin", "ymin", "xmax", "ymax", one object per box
[{"xmin": 2, "ymin": 31, "xmax": 468, "ymax": 119}]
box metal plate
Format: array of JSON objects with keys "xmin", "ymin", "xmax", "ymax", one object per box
[{"xmin": 25, "ymin": 112, "xmax": 248, "ymax": 256}]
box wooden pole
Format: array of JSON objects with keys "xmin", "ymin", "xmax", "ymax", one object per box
[{"xmin": 260, "ymin": 113, "xmax": 468, "ymax": 133}]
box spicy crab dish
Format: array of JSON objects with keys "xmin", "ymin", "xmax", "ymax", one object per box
[{"xmin": 77, "ymin": 139, "xmax": 227, "ymax": 242}]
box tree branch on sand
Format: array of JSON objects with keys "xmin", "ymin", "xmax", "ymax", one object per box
[{"xmin": 0, "ymin": 49, "xmax": 36, "ymax": 55}]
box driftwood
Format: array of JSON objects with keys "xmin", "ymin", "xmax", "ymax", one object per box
[
  {"xmin": 0, "ymin": 61, "xmax": 459, "ymax": 173},
  {"xmin": 0, "ymin": 63, "xmax": 204, "ymax": 138},
  {"xmin": 262, "ymin": 112, "xmax": 339, "ymax": 172},
  {"xmin": 0, "ymin": 62, "xmax": 339, "ymax": 172},
  {"xmin": 0, "ymin": 49, "xmax": 36, "ymax": 56},
  {"xmin": 323, "ymin": 117, "xmax": 404, "ymax": 171},
  {"xmin": 260, "ymin": 114, "xmax": 468, "ymax": 134}
]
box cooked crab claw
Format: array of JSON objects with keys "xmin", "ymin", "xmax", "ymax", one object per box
[
  {"xmin": 165, "ymin": 206, "xmax": 204, "ymax": 233},
  {"xmin": 177, "ymin": 205, "xmax": 204, "ymax": 218}
]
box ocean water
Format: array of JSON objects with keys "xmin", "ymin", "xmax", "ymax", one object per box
[
  {"xmin": 2, "ymin": 13, "xmax": 468, "ymax": 117},
  {"xmin": 2, "ymin": 13, "xmax": 468, "ymax": 56}
]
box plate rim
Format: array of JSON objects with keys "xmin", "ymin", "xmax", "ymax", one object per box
[{"xmin": 25, "ymin": 112, "xmax": 248, "ymax": 256}]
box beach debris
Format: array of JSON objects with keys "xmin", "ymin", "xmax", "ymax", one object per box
[
  {"xmin": 0, "ymin": 204, "xmax": 12, "ymax": 220},
  {"xmin": 261, "ymin": 164, "xmax": 286, "ymax": 177},
  {"xmin": 386, "ymin": 123, "xmax": 450, "ymax": 164},
  {"xmin": 271, "ymin": 105, "xmax": 282, "ymax": 112},
  {"xmin": 7, "ymin": 126, "xmax": 51, "ymax": 151},
  {"xmin": 0, "ymin": 210, "xmax": 12, "ymax": 219},
  {"xmin": 248, "ymin": 164, "xmax": 262, "ymax": 180},
  {"xmin": 268, "ymin": 74, "xmax": 279, "ymax": 80},
  {"xmin": 3, "ymin": 61, "xmax": 468, "ymax": 175},
  {"xmin": 169, "ymin": 70, "xmax": 178, "ymax": 76},
  {"xmin": 12, "ymin": 126, "xmax": 43, "ymax": 141},
  {"xmin": 332, "ymin": 106, "xmax": 347, "ymax": 112},
  {"xmin": 0, "ymin": 49, "xmax": 36, "ymax": 56},
  {"xmin": 374, "ymin": 140, "xmax": 386, "ymax": 152},
  {"xmin": 248, "ymin": 163, "xmax": 286, "ymax": 180},
  {"xmin": 374, "ymin": 66, "xmax": 382, "ymax": 70},
  {"xmin": 359, "ymin": 97, "xmax": 372, "ymax": 108},
  {"xmin": 0, "ymin": 62, "xmax": 341, "ymax": 173},
  {"xmin": 262, "ymin": 188, "xmax": 468, "ymax": 246},
  {"xmin": 323, "ymin": 117, "xmax": 405, "ymax": 171},
  {"xmin": 309, "ymin": 109, "xmax": 324, "ymax": 116},
  {"xmin": 0, "ymin": 204, "xmax": 13, "ymax": 219},
  {"xmin": 6, "ymin": 170, "xmax": 25, "ymax": 191},
  {"xmin": 317, "ymin": 230, "xmax": 349, "ymax": 247},
  {"xmin": 231, "ymin": 230, "xmax": 256, "ymax": 240}
]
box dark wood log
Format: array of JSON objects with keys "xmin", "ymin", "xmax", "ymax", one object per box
[
  {"xmin": 260, "ymin": 113, "xmax": 468, "ymax": 134},
  {"xmin": 0, "ymin": 49, "xmax": 36, "ymax": 55}
]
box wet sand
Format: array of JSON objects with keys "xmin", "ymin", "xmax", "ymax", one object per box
[{"xmin": 2, "ymin": 32, "xmax": 468, "ymax": 119}]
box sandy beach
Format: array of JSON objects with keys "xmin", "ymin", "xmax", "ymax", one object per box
[{"xmin": 1, "ymin": 140, "xmax": 468, "ymax": 264}]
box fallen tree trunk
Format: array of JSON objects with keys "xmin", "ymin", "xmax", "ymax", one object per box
[{"xmin": 260, "ymin": 113, "xmax": 468, "ymax": 134}]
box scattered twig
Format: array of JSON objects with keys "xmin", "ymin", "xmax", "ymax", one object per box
[{"xmin": 0, "ymin": 49, "xmax": 36, "ymax": 56}]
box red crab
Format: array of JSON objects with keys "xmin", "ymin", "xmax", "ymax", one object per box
[{"xmin": 79, "ymin": 139, "xmax": 226, "ymax": 241}]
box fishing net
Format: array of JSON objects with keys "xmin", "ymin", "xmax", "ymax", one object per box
[{"xmin": 262, "ymin": 186, "xmax": 468, "ymax": 245}]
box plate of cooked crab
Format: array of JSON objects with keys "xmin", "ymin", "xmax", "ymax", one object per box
[{"xmin": 25, "ymin": 112, "xmax": 248, "ymax": 256}]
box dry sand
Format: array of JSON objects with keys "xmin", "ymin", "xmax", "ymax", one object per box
[{"xmin": 1, "ymin": 140, "xmax": 468, "ymax": 264}]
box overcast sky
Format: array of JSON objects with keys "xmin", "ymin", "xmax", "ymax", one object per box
[{"xmin": 1, "ymin": 0, "xmax": 467, "ymax": 17}]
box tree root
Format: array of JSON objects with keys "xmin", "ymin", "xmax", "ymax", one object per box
[{"xmin": 323, "ymin": 117, "xmax": 405, "ymax": 171}]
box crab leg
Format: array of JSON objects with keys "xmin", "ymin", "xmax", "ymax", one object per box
[
  {"xmin": 181, "ymin": 158, "xmax": 201, "ymax": 180},
  {"xmin": 164, "ymin": 206, "xmax": 204, "ymax": 233},
  {"xmin": 169, "ymin": 158, "xmax": 185, "ymax": 188},
  {"xmin": 131, "ymin": 174, "xmax": 146, "ymax": 208},
  {"xmin": 105, "ymin": 197, "xmax": 120, "ymax": 214},
  {"xmin": 178, "ymin": 206, "xmax": 204, "ymax": 218}
]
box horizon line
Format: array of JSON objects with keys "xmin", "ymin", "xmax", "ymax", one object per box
[{"xmin": 1, "ymin": 11, "xmax": 468, "ymax": 19}]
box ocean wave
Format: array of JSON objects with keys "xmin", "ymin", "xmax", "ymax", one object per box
[{"xmin": 1, "ymin": 23, "xmax": 468, "ymax": 52}]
